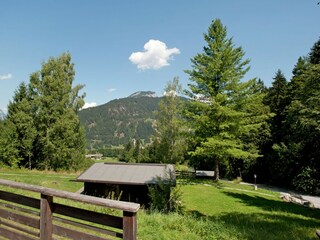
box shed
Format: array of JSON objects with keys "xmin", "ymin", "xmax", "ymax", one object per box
[
  {"xmin": 195, "ymin": 170, "xmax": 215, "ymax": 178},
  {"xmin": 76, "ymin": 162, "xmax": 175, "ymax": 206}
]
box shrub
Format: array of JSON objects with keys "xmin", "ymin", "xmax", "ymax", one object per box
[
  {"xmin": 148, "ymin": 172, "xmax": 183, "ymax": 213},
  {"xmin": 293, "ymin": 167, "xmax": 320, "ymax": 194}
]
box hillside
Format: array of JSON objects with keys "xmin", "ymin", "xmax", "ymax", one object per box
[{"xmin": 78, "ymin": 91, "xmax": 161, "ymax": 148}]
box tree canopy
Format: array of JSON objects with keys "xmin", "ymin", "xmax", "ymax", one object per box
[{"xmin": 1, "ymin": 53, "xmax": 87, "ymax": 171}]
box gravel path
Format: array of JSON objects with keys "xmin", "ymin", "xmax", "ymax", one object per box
[{"xmin": 256, "ymin": 184, "xmax": 320, "ymax": 209}]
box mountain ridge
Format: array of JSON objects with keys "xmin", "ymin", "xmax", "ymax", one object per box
[{"xmin": 78, "ymin": 92, "xmax": 161, "ymax": 148}]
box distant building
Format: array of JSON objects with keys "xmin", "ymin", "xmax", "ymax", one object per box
[
  {"xmin": 85, "ymin": 154, "xmax": 103, "ymax": 160},
  {"xmin": 76, "ymin": 162, "xmax": 175, "ymax": 206},
  {"xmin": 195, "ymin": 170, "xmax": 215, "ymax": 178}
]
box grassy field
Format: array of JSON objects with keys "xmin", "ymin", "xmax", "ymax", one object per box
[{"xmin": 0, "ymin": 168, "xmax": 319, "ymax": 239}]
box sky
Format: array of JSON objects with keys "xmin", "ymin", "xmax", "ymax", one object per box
[{"xmin": 0, "ymin": 1, "xmax": 319, "ymax": 112}]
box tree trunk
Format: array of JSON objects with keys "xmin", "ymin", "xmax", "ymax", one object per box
[
  {"xmin": 214, "ymin": 159, "xmax": 219, "ymax": 181},
  {"xmin": 29, "ymin": 155, "xmax": 32, "ymax": 170}
]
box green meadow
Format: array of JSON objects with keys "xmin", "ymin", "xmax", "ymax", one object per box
[{"xmin": 0, "ymin": 168, "xmax": 319, "ymax": 240}]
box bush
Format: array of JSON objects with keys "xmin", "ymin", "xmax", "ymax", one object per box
[
  {"xmin": 293, "ymin": 167, "xmax": 320, "ymax": 194},
  {"xmin": 148, "ymin": 172, "xmax": 183, "ymax": 213}
]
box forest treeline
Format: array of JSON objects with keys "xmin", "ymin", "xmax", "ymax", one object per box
[{"xmin": 0, "ymin": 19, "xmax": 319, "ymax": 194}]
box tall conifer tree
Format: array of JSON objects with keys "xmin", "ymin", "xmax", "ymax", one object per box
[
  {"xmin": 185, "ymin": 19, "xmax": 268, "ymax": 180},
  {"xmin": 7, "ymin": 82, "xmax": 36, "ymax": 169}
]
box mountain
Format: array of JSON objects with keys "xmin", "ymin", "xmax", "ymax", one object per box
[
  {"xmin": 128, "ymin": 91, "xmax": 157, "ymax": 98},
  {"xmin": 79, "ymin": 92, "xmax": 161, "ymax": 148}
]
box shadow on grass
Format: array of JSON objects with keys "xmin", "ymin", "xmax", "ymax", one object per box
[
  {"xmin": 186, "ymin": 191, "xmax": 320, "ymax": 239},
  {"xmin": 223, "ymin": 191, "xmax": 320, "ymax": 220},
  {"xmin": 188, "ymin": 209, "xmax": 320, "ymax": 240}
]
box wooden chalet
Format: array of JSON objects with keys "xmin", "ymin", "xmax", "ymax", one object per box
[{"xmin": 76, "ymin": 162, "xmax": 175, "ymax": 206}]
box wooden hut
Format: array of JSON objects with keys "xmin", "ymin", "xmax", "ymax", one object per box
[{"xmin": 76, "ymin": 162, "xmax": 175, "ymax": 206}]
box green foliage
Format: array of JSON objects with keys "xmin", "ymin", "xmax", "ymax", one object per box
[
  {"xmin": 148, "ymin": 173, "xmax": 183, "ymax": 213},
  {"xmin": 78, "ymin": 95, "xmax": 159, "ymax": 148},
  {"xmin": 0, "ymin": 120, "xmax": 21, "ymax": 167},
  {"xmin": 309, "ymin": 37, "xmax": 320, "ymax": 64},
  {"xmin": 94, "ymin": 147, "xmax": 122, "ymax": 158},
  {"xmin": 1, "ymin": 53, "xmax": 86, "ymax": 171},
  {"xmin": 293, "ymin": 167, "xmax": 320, "ymax": 194},
  {"xmin": 118, "ymin": 139, "xmax": 150, "ymax": 163},
  {"xmin": 184, "ymin": 19, "xmax": 270, "ymax": 179},
  {"xmin": 6, "ymin": 82, "xmax": 36, "ymax": 169},
  {"xmin": 27, "ymin": 52, "xmax": 86, "ymax": 171},
  {"xmin": 151, "ymin": 77, "xmax": 188, "ymax": 164},
  {"xmin": 259, "ymin": 37, "xmax": 320, "ymax": 193}
]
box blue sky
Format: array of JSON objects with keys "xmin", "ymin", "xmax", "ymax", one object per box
[{"xmin": 0, "ymin": 1, "xmax": 319, "ymax": 112}]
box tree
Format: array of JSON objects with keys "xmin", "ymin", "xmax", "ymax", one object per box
[
  {"xmin": 184, "ymin": 19, "xmax": 267, "ymax": 180},
  {"xmin": 234, "ymin": 79, "xmax": 272, "ymax": 179},
  {"xmin": 309, "ymin": 38, "xmax": 320, "ymax": 64},
  {"xmin": 266, "ymin": 37, "xmax": 320, "ymax": 192},
  {"xmin": 285, "ymin": 63, "xmax": 320, "ymax": 192},
  {"xmin": 152, "ymin": 77, "xmax": 187, "ymax": 164},
  {"xmin": 6, "ymin": 82, "xmax": 36, "ymax": 169},
  {"xmin": 0, "ymin": 120, "xmax": 21, "ymax": 167},
  {"xmin": 289, "ymin": 57, "xmax": 309, "ymax": 102},
  {"xmin": 264, "ymin": 70, "xmax": 288, "ymax": 143},
  {"xmin": 29, "ymin": 52, "xmax": 86, "ymax": 170}
]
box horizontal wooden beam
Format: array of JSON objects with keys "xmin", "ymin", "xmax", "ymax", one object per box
[
  {"xmin": 53, "ymin": 224, "xmax": 112, "ymax": 240},
  {"xmin": 53, "ymin": 216, "xmax": 123, "ymax": 238},
  {"xmin": 54, "ymin": 203, "xmax": 123, "ymax": 229},
  {"xmin": 0, "ymin": 207, "xmax": 40, "ymax": 229},
  {"xmin": 0, "ymin": 225, "xmax": 36, "ymax": 240},
  {"xmin": 0, "ymin": 190, "xmax": 40, "ymax": 209},
  {"xmin": 0, "ymin": 179, "xmax": 140, "ymax": 213}
]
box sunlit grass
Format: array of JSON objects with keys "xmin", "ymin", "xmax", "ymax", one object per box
[{"xmin": 0, "ymin": 169, "xmax": 319, "ymax": 239}]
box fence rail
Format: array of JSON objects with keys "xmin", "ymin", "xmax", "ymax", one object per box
[{"xmin": 0, "ymin": 179, "xmax": 140, "ymax": 240}]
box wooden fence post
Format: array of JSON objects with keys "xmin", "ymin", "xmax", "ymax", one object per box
[
  {"xmin": 40, "ymin": 194, "xmax": 53, "ymax": 240},
  {"xmin": 123, "ymin": 211, "xmax": 137, "ymax": 240}
]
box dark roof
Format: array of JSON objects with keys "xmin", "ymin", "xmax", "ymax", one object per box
[{"xmin": 76, "ymin": 162, "xmax": 175, "ymax": 185}]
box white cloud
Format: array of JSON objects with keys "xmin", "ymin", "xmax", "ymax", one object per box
[
  {"xmin": 129, "ymin": 39, "xmax": 180, "ymax": 70},
  {"xmin": 0, "ymin": 73, "xmax": 12, "ymax": 80},
  {"xmin": 107, "ymin": 88, "xmax": 116, "ymax": 92},
  {"xmin": 81, "ymin": 102, "xmax": 97, "ymax": 109}
]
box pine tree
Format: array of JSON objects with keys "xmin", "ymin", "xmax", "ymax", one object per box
[
  {"xmin": 264, "ymin": 70, "xmax": 288, "ymax": 143},
  {"xmin": 269, "ymin": 38, "xmax": 320, "ymax": 192},
  {"xmin": 6, "ymin": 82, "xmax": 36, "ymax": 169},
  {"xmin": 184, "ymin": 19, "xmax": 267, "ymax": 180},
  {"xmin": 309, "ymin": 38, "xmax": 320, "ymax": 64},
  {"xmin": 0, "ymin": 120, "xmax": 21, "ymax": 167}
]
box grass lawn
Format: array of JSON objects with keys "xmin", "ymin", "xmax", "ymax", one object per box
[
  {"xmin": 0, "ymin": 169, "xmax": 319, "ymax": 239},
  {"xmin": 0, "ymin": 168, "xmax": 82, "ymax": 192},
  {"xmin": 140, "ymin": 182, "xmax": 320, "ymax": 240}
]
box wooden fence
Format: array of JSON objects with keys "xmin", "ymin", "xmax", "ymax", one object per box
[{"xmin": 0, "ymin": 179, "xmax": 140, "ymax": 240}]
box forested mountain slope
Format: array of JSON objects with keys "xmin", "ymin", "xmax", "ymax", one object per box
[{"xmin": 78, "ymin": 91, "xmax": 161, "ymax": 148}]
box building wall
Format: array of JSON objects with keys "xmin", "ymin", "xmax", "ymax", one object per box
[{"xmin": 83, "ymin": 182, "xmax": 151, "ymax": 206}]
